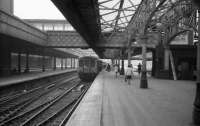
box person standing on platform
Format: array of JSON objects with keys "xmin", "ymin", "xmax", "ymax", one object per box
[
  {"xmin": 114, "ymin": 65, "xmax": 119, "ymax": 78},
  {"xmin": 177, "ymin": 64, "xmax": 182, "ymax": 79},
  {"xmin": 125, "ymin": 64, "xmax": 134, "ymax": 85},
  {"xmin": 137, "ymin": 63, "xmax": 142, "ymax": 76}
]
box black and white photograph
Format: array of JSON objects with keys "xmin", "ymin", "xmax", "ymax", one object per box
[{"xmin": 0, "ymin": 0, "xmax": 200, "ymax": 125}]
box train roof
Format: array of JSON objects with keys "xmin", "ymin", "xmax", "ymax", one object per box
[{"xmin": 79, "ymin": 56, "xmax": 99, "ymax": 60}]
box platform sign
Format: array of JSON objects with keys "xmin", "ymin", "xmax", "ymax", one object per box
[
  {"xmin": 136, "ymin": 32, "xmax": 160, "ymax": 46},
  {"xmin": 147, "ymin": 32, "xmax": 160, "ymax": 45},
  {"xmin": 171, "ymin": 33, "xmax": 188, "ymax": 45}
]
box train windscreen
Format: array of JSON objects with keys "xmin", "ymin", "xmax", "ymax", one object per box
[
  {"xmin": 90, "ymin": 60, "xmax": 95, "ymax": 67},
  {"xmin": 79, "ymin": 60, "xmax": 83, "ymax": 67}
]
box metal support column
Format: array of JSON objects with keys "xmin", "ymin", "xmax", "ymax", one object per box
[
  {"xmin": 120, "ymin": 49, "xmax": 125, "ymax": 75},
  {"xmin": 53, "ymin": 57, "xmax": 56, "ymax": 71},
  {"xmin": 151, "ymin": 50, "xmax": 156, "ymax": 77},
  {"xmin": 164, "ymin": 48, "xmax": 170, "ymax": 70},
  {"xmin": 18, "ymin": 52, "xmax": 21, "ymax": 73},
  {"xmin": 120, "ymin": 59, "xmax": 125, "ymax": 75},
  {"xmin": 193, "ymin": 10, "xmax": 200, "ymax": 124},
  {"xmin": 42, "ymin": 55, "xmax": 45, "ymax": 72},
  {"xmin": 64, "ymin": 59, "xmax": 67, "ymax": 69},
  {"xmin": 74, "ymin": 58, "xmax": 76, "ymax": 68},
  {"xmin": 71, "ymin": 58, "xmax": 73, "ymax": 68},
  {"xmin": 140, "ymin": 36, "xmax": 148, "ymax": 89},
  {"xmin": 42, "ymin": 48, "xmax": 46, "ymax": 72},
  {"xmin": 61, "ymin": 58, "xmax": 63, "ymax": 70},
  {"xmin": 128, "ymin": 48, "xmax": 132, "ymax": 66},
  {"xmin": 24, "ymin": 53, "xmax": 29, "ymax": 73},
  {"xmin": 127, "ymin": 31, "xmax": 132, "ymax": 66},
  {"xmin": 118, "ymin": 58, "xmax": 120, "ymax": 67}
]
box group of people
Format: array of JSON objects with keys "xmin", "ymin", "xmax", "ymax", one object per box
[{"xmin": 109, "ymin": 63, "xmax": 142, "ymax": 85}]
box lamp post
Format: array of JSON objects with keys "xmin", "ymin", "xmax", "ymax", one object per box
[
  {"xmin": 127, "ymin": 31, "xmax": 132, "ymax": 66},
  {"xmin": 120, "ymin": 49, "xmax": 125, "ymax": 75},
  {"xmin": 140, "ymin": 36, "xmax": 148, "ymax": 89}
]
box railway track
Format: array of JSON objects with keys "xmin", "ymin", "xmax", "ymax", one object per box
[
  {"xmin": 38, "ymin": 88, "xmax": 88, "ymax": 126},
  {"xmin": 0, "ymin": 74, "xmax": 79, "ymax": 124},
  {"xmin": 0, "ymin": 81, "xmax": 91, "ymax": 126},
  {"xmin": 0, "ymin": 72, "xmax": 77, "ymax": 102}
]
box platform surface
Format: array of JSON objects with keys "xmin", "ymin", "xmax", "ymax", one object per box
[
  {"xmin": 66, "ymin": 70, "xmax": 196, "ymax": 126},
  {"xmin": 0, "ymin": 69, "xmax": 76, "ymax": 87}
]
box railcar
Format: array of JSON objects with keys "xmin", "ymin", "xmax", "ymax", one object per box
[{"xmin": 78, "ymin": 56, "xmax": 102, "ymax": 82}]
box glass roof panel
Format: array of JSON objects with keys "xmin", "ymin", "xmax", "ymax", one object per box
[{"xmin": 98, "ymin": 0, "xmax": 141, "ymax": 32}]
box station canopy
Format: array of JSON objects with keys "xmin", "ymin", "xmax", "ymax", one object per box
[
  {"xmin": 51, "ymin": 0, "xmax": 143, "ymax": 59},
  {"xmin": 99, "ymin": 0, "xmax": 141, "ymax": 32},
  {"xmin": 75, "ymin": 0, "xmax": 142, "ymax": 58},
  {"xmin": 98, "ymin": 0, "xmax": 142, "ymax": 58}
]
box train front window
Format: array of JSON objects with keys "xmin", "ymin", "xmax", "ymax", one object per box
[
  {"xmin": 79, "ymin": 60, "xmax": 83, "ymax": 67},
  {"xmin": 90, "ymin": 60, "xmax": 95, "ymax": 67},
  {"xmin": 84, "ymin": 60, "xmax": 90, "ymax": 67}
]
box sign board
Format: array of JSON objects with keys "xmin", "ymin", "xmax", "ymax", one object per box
[{"xmin": 136, "ymin": 32, "xmax": 160, "ymax": 46}]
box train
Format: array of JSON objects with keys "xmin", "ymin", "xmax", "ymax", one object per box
[
  {"xmin": 77, "ymin": 56, "xmax": 103, "ymax": 82},
  {"xmin": 11, "ymin": 53, "xmax": 104, "ymax": 81}
]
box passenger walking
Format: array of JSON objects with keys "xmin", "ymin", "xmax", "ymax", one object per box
[
  {"xmin": 137, "ymin": 63, "xmax": 142, "ymax": 76},
  {"xmin": 125, "ymin": 64, "xmax": 134, "ymax": 85},
  {"xmin": 114, "ymin": 65, "xmax": 119, "ymax": 78},
  {"xmin": 106, "ymin": 64, "xmax": 111, "ymax": 72}
]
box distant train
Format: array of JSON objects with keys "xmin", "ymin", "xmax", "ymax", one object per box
[{"xmin": 78, "ymin": 56, "xmax": 103, "ymax": 82}]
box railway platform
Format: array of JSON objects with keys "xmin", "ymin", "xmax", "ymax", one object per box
[
  {"xmin": 66, "ymin": 70, "xmax": 196, "ymax": 126},
  {"xmin": 0, "ymin": 69, "xmax": 76, "ymax": 87}
]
